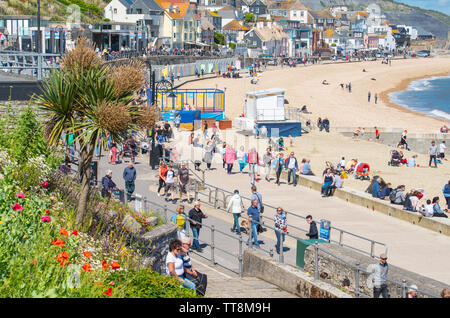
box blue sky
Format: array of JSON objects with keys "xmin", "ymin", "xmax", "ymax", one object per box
[{"xmin": 395, "ymin": 0, "xmax": 450, "ymax": 15}]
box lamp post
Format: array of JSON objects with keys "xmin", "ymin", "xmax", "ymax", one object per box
[{"xmin": 36, "ymin": 0, "xmax": 41, "ymax": 53}]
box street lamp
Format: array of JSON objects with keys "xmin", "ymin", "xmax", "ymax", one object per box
[{"xmin": 37, "ymin": 0, "xmax": 41, "ymax": 53}]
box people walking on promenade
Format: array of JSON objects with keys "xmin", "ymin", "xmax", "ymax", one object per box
[
  {"xmin": 227, "ymin": 189, "xmax": 243, "ymax": 234},
  {"xmin": 237, "ymin": 146, "xmax": 247, "ymax": 173},
  {"xmin": 368, "ymin": 91, "xmax": 371, "ymax": 102},
  {"xmin": 443, "ymin": 180, "xmax": 450, "ymax": 210},
  {"xmin": 204, "ymin": 141, "xmax": 214, "ymax": 170},
  {"xmin": 274, "ymin": 207, "xmax": 287, "ymax": 254},
  {"xmin": 374, "ymin": 92, "xmax": 378, "ymax": 104},
  {"xmin": 285, "ymin": 152, "xmax": 298, "ymax": 186},
  {"xmin": 101, "ymin": 170, "xmax": 122, "ymax": 199},
  {"xmin": 170, "ymin": 205, "xmax": 187, "ymax": 238},
  {"xmin": 157, "ymin": 160, "xmax": 167, "ymax": 196},
  {"xmin": 123, "ymin": 163, "xmax": 137, "ymax": 201},
  {"xmin": 188, "ymin": 201, "xmax": 208, "ymax": 252},
  {"xmin": 247, "ymin": 148, "xmax": 260, "ymax": 184},
  {"xmin": 305, "ymin": 215, "xmax": 318, "ymax": 239},
  {"xmin": 164, "ymin": 164, "xmax": 176, "ymax": 202},
  {"xmin": 225, "ymin": 145, "xmax": 236, "ymax": 175},
  {"xmin": 246, "ymin": 199, "xmax": 260, "ymax": 247},
  {"xmin": 178, "ymin": 162, "xmax": 191, "ymax": 202},
  {"xmin": 263, "ymin": 148, "xmax": 274, "ymax": 182},
  {"xmin": 275, "ymin": 152, "xmax": 285, "ymax": 186},
  {"xmin": 370, "ymin": 253, "xmax": 390, "ymax": 298}
]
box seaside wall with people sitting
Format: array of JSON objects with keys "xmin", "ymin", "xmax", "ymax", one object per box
[
  {"xmin": 334, "ymin": 127, "xmax": 450, "ymax": 154},
  {"xmin": 279, "ymin": 171, "xmax": 450, "ymax": 236},
  {"xmin": 243, "ymin": 250, "xmax": 352, "ymax": 298},
  {"xmin": 303, "ymin": 243, "xmax": 449, "ymax": 298}
]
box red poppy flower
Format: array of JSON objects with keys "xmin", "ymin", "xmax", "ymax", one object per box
[
  {"xmin": 71, "ymin": 229, "xmax": 78, "ymax": 236},
  {"xmin": 82, "ymin": 263, "xmax": 92, "ymax": 272},
  {"xmin": 12, "ymin": 203, "xmax": 23, "ymax": 212},
  {"xmin": 42, "ymin": 181, "xmax": 49, "ymax": 189},
  {"xmin": 16, "ymin": 192, "xmax": 24, "ymax": 199},
  {"xmin": 41, "ymin": 215, "xmax": 51, "ymax": 223},
  {"xmin": 60, "ymin": 228, "xmax": 69, "ymax": 237},
  {"xmin": 51, "ymin": 238, "xmax": 66, "ymax": 247},
  {"xmin": 94, "ymin": 281, "xmax": 103, "ymax": 287},
  {"xmin": 111, "ymin": 261, "xmax": 120, "ymax": 269},
  {"xmin": 102, "ymin": 261, "xmax": 109, "ymax": 270},
  {"xmin": 31, "ymin": 259, "xmax": 37, "ymax": 265},
  {"xmin": 83, "ymin": 251, "xmax": 91, "ymax": 259},
  {"xmin": 104, "ymin": 288, "xmax": 112, "ymax": 296},
  {"xmin": 44, "ymin": 209, "xmax": 50, "ymax": 214},
  {"xmin": 58, "ymin": 251, "xmax": 69, "ymax": 260}
]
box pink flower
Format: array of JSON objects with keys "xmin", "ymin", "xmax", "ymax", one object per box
[
  {"xmin": 41, "ymin": 215, "xmax": 51, "ymax": 223},
  {"xmin": 12, "ymin": 203, "xmax": 23, "ymax": 212},
  {"xmin": 42, "ymin": 181, "xmax": 49, "ymax": 189},
  {"xmin": 16, "ymin": 192, "xmax": 24, "ymax": 199}
]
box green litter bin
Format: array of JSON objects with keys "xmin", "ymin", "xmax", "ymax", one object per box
[{"xmin": 296, "ymin": 239, "xmax": 328, "ymax": 269}]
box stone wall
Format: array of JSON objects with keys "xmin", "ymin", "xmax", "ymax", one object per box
[
  {"xmin": 303, "ymin": 243, "xmax": 449, "ymax": 298},
  {"xmin": 243, "ymin": 250, "xmax": 352, "ymax": 298}
]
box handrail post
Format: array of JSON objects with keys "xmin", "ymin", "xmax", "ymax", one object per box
[
  {"xmin": 163, "ymin": 204, "xmax": 168, "ymax": 222},
  {"xmin": 314, "ymin": 241, "xmax": 319, "ymax": 280},
  {"xmin": 370, "ymin": 241, "xmax": 375, "ymax": 258},
  {"xmin": 214, "ymin": 187, "xmax": 218, "ymax": 208},
  {"xmin": 402, "ymin": 279, "xmax": 407, "ymax": 298},
  {"xmin": 339, "ymin": 230, "xmax": 343, "ymax": 246},
  {"xmin": 238, "ymin": 234, "xmax": 243, "ymax": 278},
  {"xmin": 37, "ymin": 54, "xmax": 42, "ymax": 80},
  {"xmin": 248, "ymin": 216, "xmax": 253, "ymax": 249},
  {"xmin": 194, "ymin": 181, "xmax": 199, "ymax": 202},
  {"xmin": 210, "ymin": 225, "xmax": 215, "ymax": 265},
  {"xmin": 202, "ymin": 169, "xmax": 205, "ymax": 186},
  {"xmin": 355, "ymin": 261, "xmax": 360, "ymax": 298},
  {"xmin": 143, "ymin": 197, "xmax": 147, "ymax": 212}
]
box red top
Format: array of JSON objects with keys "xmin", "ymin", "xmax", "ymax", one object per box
[{"xmin": 159, "ymin": 165, "xmax": 167, "ymax": 180}]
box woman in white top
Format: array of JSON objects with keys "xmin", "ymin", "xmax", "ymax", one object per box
[
  {"xmin": 236, "ymin": 146, "xmax": 247, "ymax": 173},
  {"xmin": 166, "ymin": 239, "xmax": 196, "ymax": 290}
]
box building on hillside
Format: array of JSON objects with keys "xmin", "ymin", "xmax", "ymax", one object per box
[
  {"xmin": 197, "ymin": 0, "xmax": 241, "ymax": 12},
  {"xmin": 223, "ymin": 19, "xmax": 248, "ymax": 44},
  {"xmin": 415, "ymin": 26, "xmax": 434, "ymax": 40},
  {"xmin": 397, "ymin": 25, "xmax": 418, "ymax": 40},
  {"xmin": 154, "ymin": 0, "xmax": 199, "ymax": 49},
  {"xmin": 277, "ymin": 19, "xmax": 312, "ymax": 57},
  {"xmin": 218, "ymin": 5, "xmax": 244, "ymax": 28},
  {"xmin": 364, "ymin": 33, "xmax": 379, "ymax": 50},
  {"xmin": 330, "ymin": 5, "xmax": 348, "ymax": 17},
  {"xmin": 91, "ymin": 21, "xmax": 145, "ymax": 51},
  {"xmin": 391, "ymin": 25, "xmax": 410, "ymax": 48},
  {"xmin": 200, "ymin": 17, "xmax": 216, "ymax": 45},
  {"xmin": 104, "ymin": 0, "xmax": 164, "ymax": 46},
  {"xmin": 200, "ymin": 9, "xmax": 223, "ymax": 32},
  {"xmin": 244, "ymin": 22, "xmax": 289, "ymax": 57},
  {"xmin": 309, "ymin": 10, "xmax": 335, "ymax": 31},
  {"xmin": 267, "ymin": 0, "xmax": 309, "ymax": 24},
  {"xmin": 248, "ymin": 0, "xmax": 268, "ymax": 17}
]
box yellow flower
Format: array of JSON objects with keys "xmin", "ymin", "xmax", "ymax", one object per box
[{"xmin": 0, "ymin": 221, "xmax": 3, "ymax": 225}]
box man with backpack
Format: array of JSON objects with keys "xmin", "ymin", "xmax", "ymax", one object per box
[
  {"xmin": 390, "ymin": 185, "xmax": 406, "ymax": 205},
  {"xmin": 250, "ymin": 185, "xmax": 265, "ymax": 233}
]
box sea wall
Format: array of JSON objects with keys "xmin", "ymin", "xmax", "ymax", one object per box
[
  {"xmin": 243, "ymin": 249, "xmax": 352, "ymax": 298},
  {"xmin": 303, "ymin": 243, "xmax": 449, "ymax": 298}
]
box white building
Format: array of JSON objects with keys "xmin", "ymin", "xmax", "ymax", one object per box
[{"xmin": 397, "ymin": 24, "xmax": 418, "ymax": 40}]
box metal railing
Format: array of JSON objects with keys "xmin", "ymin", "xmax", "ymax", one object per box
[{"xmin": 0, "ymin": 51, "xmax": 61, "ymax": 80}]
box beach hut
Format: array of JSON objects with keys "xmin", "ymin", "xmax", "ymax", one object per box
[{"xmin": 245, "ymin": 88, "xmax": 287, "ymax": 121}]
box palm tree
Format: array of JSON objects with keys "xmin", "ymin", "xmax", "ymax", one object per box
[{"xmin": 35, "ymin": 37, "xmax": 155, "ymax": 227}]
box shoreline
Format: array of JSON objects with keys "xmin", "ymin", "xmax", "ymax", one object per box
[{"xmin": 380, "ymin": 70, "xmax": 450, "ymax": 124}]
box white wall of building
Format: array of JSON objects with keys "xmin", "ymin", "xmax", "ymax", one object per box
[{"xmin": 104, "ymin": 0, "xmax": 144, "ymax": 23}]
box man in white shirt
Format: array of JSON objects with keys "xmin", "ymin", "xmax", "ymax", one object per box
[{"xmin": 439, "ymin": 141, "xmax": 446, "ymax": 161}]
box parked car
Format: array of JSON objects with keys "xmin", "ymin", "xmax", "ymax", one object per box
[
  {"xmin": 267, "ymin": 59, "xmax": 277, "ymax": 66},
  {"xmin": 383, "ymin": 52, "xmax": 394, "ymax": 58},
  {"xmin": 416, "ymin": 50, "xmax": 430, "ymax": 57}
]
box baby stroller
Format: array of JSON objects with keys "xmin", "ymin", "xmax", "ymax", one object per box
[
  {"xmin": 355, "ymin": 163, "xmax": 370, "ymax": 180},
  {"xmin": 388, "ymin": 150, "xmax": 401, "ymax": 166}
]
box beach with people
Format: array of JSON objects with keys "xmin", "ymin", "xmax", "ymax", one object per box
[{"xmin": 180, "ymin": 57, "xmax": 450, "ymax": 208}]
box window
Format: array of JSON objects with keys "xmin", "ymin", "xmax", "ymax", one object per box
[
  {"xmin": 190, "ymin": 21, "xmax": 193, "ymax": 27},
  {"xmin": 173, "ymin": 21, "xmax": 176, "ymax": 26},
  {"xmin": 255, "ymin": 7, "xmax": 259, "ymax": 14},
  {"xmin": 223, "ymin": 0, "xmax": 227, "ymax": 4},
  {"xmin": 293, "ymin": 11, "xmax": 297, "ymax": 17},
  {"xmin": 173, "ymin": 33, "xmax": 176, "ymax": 38},
  {"xmin": 253, "ymin": 41, "xmax": 257, "ymax": 45},
  {"xmin": 301, "ymin": 11, "xmax": 304, "ymax": 17},
  {"xmin": 189, "ymin": 33, "xmax": 192, "ymax": 40},
  {"xmin": 184, "ymin": 33, "xmax": 187, "ymax": 40},
  {"xmin": 137, "ymin": 9, "xmax": 142, "ymax": 14},
  {"xmin": 211, "ymin": 0, "xmax": 216, "ymax": 4},
  {"xmin": 184, "ymin": 21, "xmax": 188, "ymax": 28},
  {"xmin": 113, "ymin": 8, "xmax": 117, "ymax": 14}
]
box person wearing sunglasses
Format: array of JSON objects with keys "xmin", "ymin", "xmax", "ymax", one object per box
[{"xmin": 165, "ymin": 239, "xmax": 196, "ymax": 290}]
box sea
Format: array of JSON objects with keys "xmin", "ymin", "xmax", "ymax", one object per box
[{"xmin": 389, "ymin": 74, "xmax": 450, "ymax": 122}]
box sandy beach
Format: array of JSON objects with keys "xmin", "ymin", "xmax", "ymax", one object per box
[{"xmin": 181, "ymin": 56, "xmax": 450, "ymax": 207}]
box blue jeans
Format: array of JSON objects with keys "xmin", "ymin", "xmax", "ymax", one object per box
[
  {"xmin": 246, "ymin": 222, "xmax": 259, "ymax": 246},
  {"xmin": 321, "ymin": 181, "xmax": 332, "ymax": 195},
  {"xmin": 232, "ymin": 213, "xmax": 241, "ymax": 233},
  {"xmin": 192, "ymin": 227, "xmax": 201, "ymax": 249},
  {"xmin": 288, "ymin": 168, "xmax": 297, "ymax": 184},
  {"xmin": 275, "ymin": 230, "xmax": 285, "ymax": 253},
  {"xmin": 178, "ymin": 275, "xmax": 196, "ymax": 290}
]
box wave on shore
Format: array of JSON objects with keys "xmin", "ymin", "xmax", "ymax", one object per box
[{"xmin": 389, "ymin": 75, "xmax": 450, "ymax": 121}]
